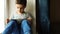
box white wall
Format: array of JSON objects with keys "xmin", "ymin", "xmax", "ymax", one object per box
[
  {"xmin": 4, "ymin": 0, "xmax": 9, "ymax": 25},
  {"xmin": 8, "ymin": 0, "xmax": 36, "ymax": 34}
]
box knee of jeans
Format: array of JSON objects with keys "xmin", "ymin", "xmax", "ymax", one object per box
[
  {"xmin": 9, "ymin": 20, "xmax": 17, "ymax": 24},
  {"xmin": 22, "ymin": 20, "xmax": 28, "ymax": 23}
]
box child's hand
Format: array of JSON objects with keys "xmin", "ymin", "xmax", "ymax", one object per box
[
  {"xmin": 27, "ymin": 17, "xmax": 32, "ymax": 24},
  {"xmin": 27, "ymin": 17, "xmax": 32, "ymax": 22},
  {"xmin": 6, "ymin": 18, "xmax": 9, "ymax": 24}
]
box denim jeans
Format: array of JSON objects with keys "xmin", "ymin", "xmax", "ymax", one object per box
[{"xmin": 2, "ymin": 19, "xmax": 31, "ymax": 34}]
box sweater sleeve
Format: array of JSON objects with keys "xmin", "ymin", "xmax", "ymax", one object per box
[
  {"xmin": 9, "ymin": 14, "xmax": 14, "ymax": 20},
  {"xmin": 27, "ymin": 13, "xmax": 32, "ymax": 19}
]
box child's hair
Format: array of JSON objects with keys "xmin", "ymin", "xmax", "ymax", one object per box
[{"xmin": 16, "ymin": 0, "xmax": 27, "ymax": 6}]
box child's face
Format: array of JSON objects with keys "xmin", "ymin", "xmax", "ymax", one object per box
[{"xmin": 16, "ymin": 4, "xmax": 25, "ymax": 13}]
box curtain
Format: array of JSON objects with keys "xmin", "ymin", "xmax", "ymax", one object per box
[{"xmin": 36, "ymin": 0, "xmax": 50, "ymax": 34}]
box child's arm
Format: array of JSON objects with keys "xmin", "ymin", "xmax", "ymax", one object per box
[
  {"xmin": 26, "ymin": 13, "xmax": 32, "ymax": 24},
  {"xmin": 27, "ymin": 17, "xmax": 32, "ymax": 25},
  {"xmin": 6, "ymin": 16, "xmax": 12, "ymax": 24},
  {"xmin": 6, "ymin": 14, "xmax": 14, "ymax": 24}
]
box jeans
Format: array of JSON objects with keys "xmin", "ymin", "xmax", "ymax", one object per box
[{"xmin": 2, "ymin": 19, "xmax": 31, "ymax": 34}]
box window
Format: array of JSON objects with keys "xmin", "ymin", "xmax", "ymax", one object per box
[{"xmin": 0, "ymin": 0, "xmax": 5, "ymax": 33}]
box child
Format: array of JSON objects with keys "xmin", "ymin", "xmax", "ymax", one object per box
[
  {"xmin": 6, "ymin": 0, "xmax": 32, "ymax": 24},
  {"xmin": 3, "ymin": 0, "xmax": 32, "ymax": 34}
]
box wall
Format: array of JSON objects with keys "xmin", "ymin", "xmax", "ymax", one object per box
[{"xmin": 4, "ymin": 0, "xmax": 9, "ymax": 24}]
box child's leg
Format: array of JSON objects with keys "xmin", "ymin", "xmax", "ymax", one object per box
[
  {"xmin": 21, "ymin": 20, "xmax": 31, "ymax": 34},
  {"xmin": 2, "ymin": 20, "xmax": 19, "ymax": 34}
]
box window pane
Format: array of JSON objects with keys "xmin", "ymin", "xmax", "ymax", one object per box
[{"xmin": 0, "ymin": 0, "xmax": 4, "ymax": 33}]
